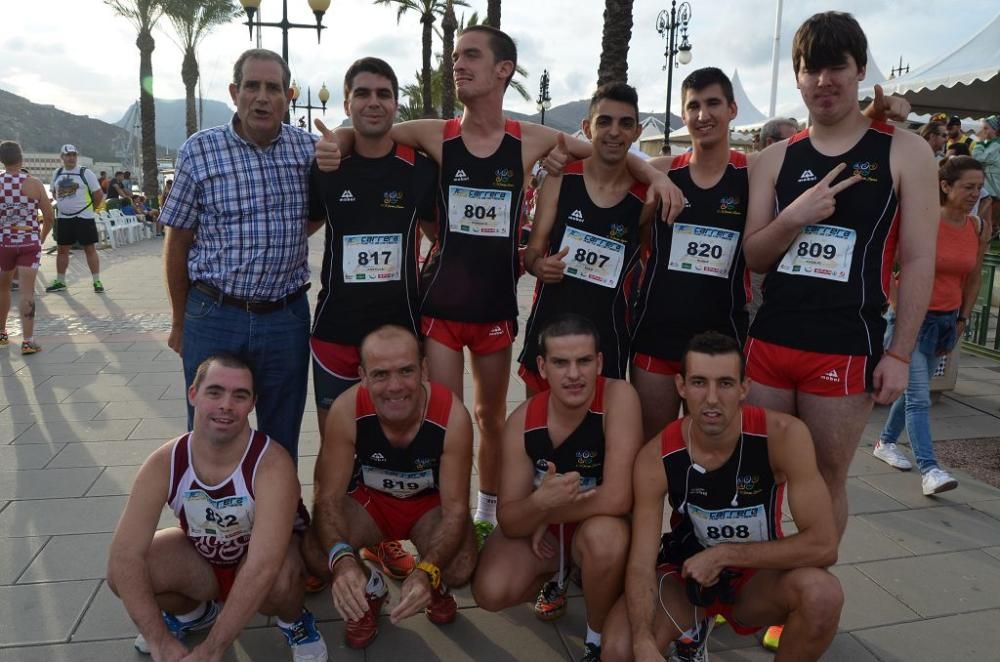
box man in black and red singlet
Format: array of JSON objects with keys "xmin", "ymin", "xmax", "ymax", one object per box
[
  {"xmin": 304, "ymin": 324, "xmax": 478, "ymax": 649},
  {"xmin": 519, "ymin": 83, "xmax": 650, "ymax": 395},
  {"xmin": 632, "ymin": 68, "xmax": 751, "ymax": 441},
  {"xmin": 107, "ymin": 354, "xmax": 327, "ymax": 662},
  {"xmin": 314, "ymin": 26, "xmax": 683, "ymax": 544},
  {"xmin": 600, "ymin": 332, "xmax": 841, "ymax": 662},
  {"xmin": 472, "ymin": 314, "xmax": 643, "ymax": 662},
  {"xmin": 309, "ymin": 57, "xmax": 438, "ymax": 581},
  {"xmin": 742, "ymin": 13, "xmax": 938, "ymax": 650}
]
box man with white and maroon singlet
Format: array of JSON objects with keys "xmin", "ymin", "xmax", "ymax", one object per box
[
  {"xmin": 303, "ymin": 325, "xmax": 478, "ymax": 650},
  {"xmin": 107, "ymin": 354, "xmax": 327, "ymax": 662},
  {"xmin": 742, "ymin": 12, "xmax": 938, "ymax": 650},
  {"xmin": 472, "ymin": 314, "xmax": 644, "ymax": 662},
  {"xmin": 309, "ymin": 57, "xmax": 438, "ymax": 581},
  {"xmin": 519, "ymin": 82, "xmax": 651, "ymax": 395},
  {"xmin": 600, "ymin": 331, "xmax": 842, "ymax": 662},
  {"xmin": 0, "ymin": 141, "xmax": 54, "ymax": 355},
  {"xmin": 314, "ymin": 25, "xmax": 684, "ymax": 544}
]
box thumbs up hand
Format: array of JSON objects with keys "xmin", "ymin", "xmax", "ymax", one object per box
[
  {"xmin": 542, "ymin": 133, "xmax": 571, "ymax": 177},
  {"xmin": 314, "ymin": 119, "xmax": 342, "ymax": 172}
]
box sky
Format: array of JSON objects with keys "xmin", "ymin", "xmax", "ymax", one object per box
[{"xmin": 3, "ymin": 0, "xmax": 998, "ymax": 129}]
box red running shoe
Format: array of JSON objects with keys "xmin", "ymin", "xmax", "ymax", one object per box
[
  {"xmin": 344, "ymin": 580, "xmax": 388, "ymax": 649},
  {"xmin": 425, "ymin": 587, "xmax": 457, "ymax": 625},
  {"xmin": 361, "ymin": 540, "xmax": 416, "ymax": 580}
]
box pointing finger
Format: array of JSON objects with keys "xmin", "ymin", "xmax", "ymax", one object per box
[{"xmin": 873, "ymin": 83, "xmax": 885, "ymax": 109}]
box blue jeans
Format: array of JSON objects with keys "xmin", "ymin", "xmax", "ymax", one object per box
[
  {"xmin": 182, "ymin": 286, "xmax": 310, "ymax": 462},
  {"xmin": 879, "ymin": 310, "xmax": 958, "ymax": 474}
]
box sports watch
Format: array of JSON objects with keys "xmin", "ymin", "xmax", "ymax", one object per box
[{"xmin": 415, "ymin": 560, "xmax": 441, "ymax": 589}]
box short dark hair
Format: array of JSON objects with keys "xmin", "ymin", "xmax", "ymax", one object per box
[
  {"xmin": 681, "ymin": 67, "xmax": 734, "ymax": 105},
  {"xmin": 343, "ymin": 56, "xmax": 399, "ymax": 101},
  {"xmin": 0, "ymin": 141, "xmax": 22, "ymax": 167},
  {"xmin": 538, "ymin": 314, "xmax": 600, "ymax": 358},
  {"xmin": 459, "ymin": 25, "xmax": 517, "ymax": 89},
  {"xmin": 233, "ymin": 48, "xmax": 291, "ymax": 91},
  {"xmin": 919, "ymin": 121, "xmax": 946, "ymax": 142},
  {"xmin": 359, "ymin": 324, "xmax": 424, "ymax": 368},
  {"xmin": 946, "ymin": 142, "xmax": 971, "ymax": 156},
  {"xmin": 588, "ymin": 82, "xmax": 639, "ymax": 121},
  {"xmin": 947, "ymin": 115, "xmax": 962, "ymax": 128},
  {"xmin": 192, "ymin": 353, "xmax": 257, "ymax": 396},
  {"xmin": 680, "ymin": 331, "xmax": 745, "ymax": 381},
  {"xmin": 938, "ymin": 155, "xmax": 984, "ymax": 204},
  {"xmin": 792, "ymin": 12, "xmax": 867, "ymax": 76}
]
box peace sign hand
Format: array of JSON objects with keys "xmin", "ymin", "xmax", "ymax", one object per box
[{"xmin": 784, "ymin": 163, "xmax": 862, "ymax": 228}]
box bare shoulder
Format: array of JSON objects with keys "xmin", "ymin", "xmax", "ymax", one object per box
[
  {"xmin": 890, "ymin": 126, "xmax": 935, "ymax": 163},
  {"xmin": 763, "ymin": 408, "xmax": 811, "ymax": 443},
  {"xmin": 604, "ymin": 378, "xmax": 640, "ymax": 408},
  {"xmin": 258, "ymin": 437, "xmax": 298, "ymax": 482},
  {"xmin": 754, "ymin": 140, "xmax": 787, "ymax": 177}
]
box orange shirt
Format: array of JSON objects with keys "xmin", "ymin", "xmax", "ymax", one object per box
[{"xmin": 929, "ymin": 215, "xmax": 980, "ymax": 312}]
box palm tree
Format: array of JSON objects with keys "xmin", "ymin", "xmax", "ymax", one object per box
[
  {"xmin": 486, "ymin": 0, "xmax": 500, "ymax": 27},
  {"xmin": 105, "ymin": 0, "xmax": 165, "ymax": 199},
  {"xmin": 162, "ymin": 0, "xmax": 242, "ymax": 138},
  {"xmin": 440, "ymin": 0, "xmax": 457, "ymax": 118},
  {"xmin": 597, "ymin": 0, "xmax": 634, "ymax": 87},
  {"xmin": 374, "ymin": 0, "xmax": 469, "ymax": 118}
]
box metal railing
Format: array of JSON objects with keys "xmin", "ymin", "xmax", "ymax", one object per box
[{"xmin": 964, "ymin": 250, "xmax": 1000, "ymax": 359}]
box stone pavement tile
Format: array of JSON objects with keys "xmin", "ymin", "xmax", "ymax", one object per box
[
  {"xmin": 93, "ymin": 399, "xmax": 183, "ymax": 420},
  {"xmin": 862, "ymin": 505, "xmax": 1000, "ymax": 555},
  {"xmin": 0, "ymin": 443, "xmax": 64, "ymax": 469},
  {"xmin": 127, "ymin": 341, "xmax": 171, "ymax": 352},
  {"xmin": 127, "ymin": 371, "xmax": 184, "ymax": 386},
  {"xmin": 0, "ymin": 467, "xmax": 102, "ymax": 500},
  {"xmin": 952, "ymin": 378, "xmax": 1000, "ymax": 397},
  {"xmin": 101, "ymin": 362, "xmax": 184, "ymax": 374},
  {"xmin": 829, "ymin": 565, "xmax": 920, "ymax": 630},
  {"xmin": 47, "ymin": 439, "xmax": 164, "ymax": 468},
  {"xmin": 16, "ymin": 362, "xmax": 109, "ymax": 377},
  {"xmin": 128, "ymin": 417, "xmax": 187, "ymax": 439},
  {"xmin": 930, "ymin": 412, "xmax": 1000, "ymax": 438},
  {"xmin": 846, "ymin": 478, "xmax": 908, "ymax": 515},
  {"xmin": 985, "ymin": 546, "xmax": 1000, "ymax": 561},
  {"xmin": 0, "ymin": 402, "xmax": 107, "ymax": 424},
  {"xmin": 72, "ymin": 351, "xmax": 162, "ymax": 364},
  {"xmin": 860, "ymin": 471, "xmax": 1000, "ymax": 509},
  {"xmin": 955, "ymin": 366, "xmax": 1000, "ymax": 381},
  {"xmin": 0, "ymin": 580, "xmax": 99, "ymax": 646},
  {"xmin": 848, "ymin": 448, "xmax": 900, "ymax": 477},
  {"xmin": 299, "ymin": 432, "xmax": 321, "ymax": 457},
  {"xmin": 0, "ymin": 385, "xmax": 71, "ymax": 405},
  {"xmin": 856, "ymin": 550, "xmax": 1000, "ymax": 618},
  {"xmin": 219, "ymin": 621, "xmax": 363, "ymax": 662},
  {"xmin": 60, "ymin": 384, "xmax": 169, "ymax": 403},
  {"xmin": 0, "ymin": 421, "xmax": 33, "ymax": 444},
  {"xmin": 0, "ymin": 637, "xmax": 140, "ymax": 661},
  {"xmin": 837, "ymin": 516, "xmax": 914, "ymax": 565},
  {"xmin": 297, "ymin": 457, "xmax": 316, "ymax": 487},
  {"xmin": 86, "ymin": 465, "xmax": 141, "ymax": 496},
  {"xmin": 704, "ymin": 634, "xmax": 878, "ymax": 661},
  {"xmin": 19, "ymin": 533, "xmax": 113, "ymax": 583},
  {"xmin": 159, "ymin": 382, "xmax": 187, "ymax": 399},
  {"xmin": 0, "ymin": 495, "xmax": 128, "ymax": 536},
  {"xmin": 12, "ymin": 419, "xmax": 140, "ymax": 444},
  {"xmin": 852, "ymin": 608, "xmax": 1000, "ymax": 660},
  {"xmin": 0, "ymin": 536, "xmax": 47, "ymax": 583},
  {"xmin": 32, "ymin": 373, "xmax": 136, "ymax": 388},
  {"xmin": 970, "ymin": 499, "xmax": 1000, "ymax": 521}
]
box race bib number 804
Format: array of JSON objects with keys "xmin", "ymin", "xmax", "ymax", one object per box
[
  {"xmin": 448, "ymin": 186, "xmax": 512, "ymax": 237},
  {"xmin": 776, "ymin": 224, "xmax": 855, "ymax": 282}
]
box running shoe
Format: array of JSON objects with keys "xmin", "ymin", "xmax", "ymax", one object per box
[
  {"xmin": 922, "ymin": 467, "xmax": 959, "ymax": 495},
  {"xmin": 360, "ymin": 540, "xmax": 415, "ymax": 580},
  {"xmin": 762, "ymin": 624, "xmax": 783, "ymax": 651},
  {"xmin": 670, "ymin": 616, "xmax": 713, "ymax": 662},
  {"xmin": 425, "ymin": 586, "xmax": 458, "ymax": 625},
  {"xmin": 473, "ymin": 519, "xmax": 495, "ymax": 549},
  {"xmin": 134, "ymin": 600, "xmax": 221, "ymax": 654},
  {"xmin": 344, "ymin": 571, "xmax": 388, "ymax": 649},
  {"xmin": 93, "ymin": 280, "xmax": 105, "ymax": 293},
  {"xmin": 580, "ymin": 642, "xmax": 601, "ymax": 662},
  {"xmin": 534, "ymin": 577, "xmax": 568, "ymax": 621},
  {"xmin": 0, "ymin": 331, "xmax": 7, "ymax": 347},
  {"xmin": 277, "ymin": 609, "xmax": 329, "ymax": 662},
  {"xmin": 45, "ymin": 280, "xmax": 66, "ymax": 292},
  {"xmin": 20, "ymin": 341, "xmax": 41, "ymax": 355},
  {"xmin": 714, "ymin": 614, "xmax": 727, "ymax": 626},
  {"xmin": 873, "ymin": 440, "xmax": 913, "ymax": 471}
]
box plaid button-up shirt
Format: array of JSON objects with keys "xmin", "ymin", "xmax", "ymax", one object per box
[{"xmin": 160, "ymin": 116, "xmax": 318, "ymax": 301}]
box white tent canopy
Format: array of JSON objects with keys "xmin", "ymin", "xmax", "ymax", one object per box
[
  {"xmin": 731, "ymin": 69, "xmax": 768, "ymax": 126},
  {"xmin": 860, "ymin": 14, "xmax": 1000, "ymax": 118}
]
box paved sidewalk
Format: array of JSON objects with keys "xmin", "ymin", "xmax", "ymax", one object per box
[{"xmin": 2, "ymin": 238, "xmax": 1000, "ymax": 661}]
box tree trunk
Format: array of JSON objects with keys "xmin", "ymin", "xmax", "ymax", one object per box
[
  {"xmin": 597, "ymin": 0, "xmax": 634, "ymax": 87},
  {"xmin": 181, "ymin": 46, "xmax": 199, "ymax": 138},
  {"xmin": 487, "ymin": 0, "xmax": 500, "ymax": 27},
  {"xmin": 137, "ymin": 27, "xmax": 160, "ymax": 199},
  {"xmin": 441, "ymin": 1, "xmax": 457, "ymax": 119},
  {"xmin": 420, "ymin": 12, "xmax": 436, "ymax": 118}
]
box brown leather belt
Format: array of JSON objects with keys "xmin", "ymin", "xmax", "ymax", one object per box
[{"xmin": 192, "ymin": 281, "xmax": 310, "ymax": 314}]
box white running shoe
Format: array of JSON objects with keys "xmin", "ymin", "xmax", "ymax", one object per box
[
  {"xmin": 922, "ymin": 468, "xmax": 958, "ymax": 495},
  {"xmin": 873, "ymin": 441, "xmax": 913, "ymax": 471}
]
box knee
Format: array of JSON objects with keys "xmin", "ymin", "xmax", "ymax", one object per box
[
  {"xmin": 471, "ymin": 568, "xmax": 517, "ymax": 612},
  {"xmin": 791, "ymin": 570, "xmax": 843, "ymax": 634},
  {"xmin": 600, "ymin": 636, "xmax": 632, "ymax": 662},
  {"xmin": 473, "ymin": 402, "xmax": 505, "ymax": 431},
  {"xmin": 577, "ymin": 518, "xmax": 629, "ymax": 569}
]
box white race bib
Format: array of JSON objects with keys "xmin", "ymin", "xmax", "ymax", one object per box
[
  {"xmin": 362, "ymin": 465, "xmax": 435, "ymax": 499},
  {"xmin": 533, "ymin": 467, "xmax": 598, "ymax": 492},
  {"xmin": 182, "ymin": 490, "xmax": 254, "ymax": 542},
  {"xmin": 776, "ymin": 224, "xmax": 855, "ymax": 282},
  {"xmin": 687, "ymin": 503, "xmax": 770, "ymax": 547},
  {"xmin": 448, "ymin": 186, "xmax": 512, "ymax": 237},
  {"xmin": 342, "ymin": 234, "xmax": 402, "ymax": 283},
  {"xmin": 560, "ymin": 227, "xmax": 626, "ymax": 288},
  {"xmin": 667, "ymin": 223, "xmax": 740, "ymax": 279}
]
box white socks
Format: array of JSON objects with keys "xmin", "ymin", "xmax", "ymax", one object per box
[
  {"xmin": 366, "ymin": 568, "xmax": 386, "ymax": 596},
  {"xmin": 585, "ymin": 624, "xmax": 601, "ymax": 647},
  {"xmin": 475, "ymin": 491, "xmax": 498, "ymax": 524},
  {"xmin": 175, "ymin": 602, "xmax": 207, "ymax": 623}
]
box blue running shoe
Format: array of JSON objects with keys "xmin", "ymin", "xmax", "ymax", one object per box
[
  {"xmin": 134, "ymin": 600, "xmax": 221, "ymax": 654},
  {"xmin": 277, "ymin": 609, "xmax": 329, "ymax": 662}
]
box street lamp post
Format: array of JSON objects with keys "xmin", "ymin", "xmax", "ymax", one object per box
[
  {"xmin": 291, "ymin": 81, "xmax": 330, "ymax": 133},
  {"xmin": 656, "ymin": 1, "xmax": 693, "ymax": 147},
  {"xmin": 536, "ymin": 69, "xmax": 552, "ymax": 126},
  {"xmin": 239, "ymin": 0, "xmax": 332, "ymax": 123}
]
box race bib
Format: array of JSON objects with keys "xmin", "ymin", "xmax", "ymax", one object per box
[
  {"xmin": 342, "ymin": 234, "xmax": 402, "ymax": 283},
  {"xmin": 687, "ymin": 503, "xmax": 770, "ymax": 547},
  {"xmin": 776, "ymin": 225, "xmax": 855, "ymax": 282},
  {"xmin": 560, "ymin": 227, "xmax": 626, "ymax": 288},
  {"xmin": 448, "ymin": 186, "xmax": 512, "ymax": 237},
  {"xmin": 533, "ymin": 467, "xmax": 598, "ymax": 492},
  {"xmin": 362, "ymin": 465, "xmax": 435, "ymax": 498},
  {"xmin": 182, "ymin": 490, "xmax": 254, "ymax": 542},
  {"xmin": 667, "ymin": 224, "xmax": 740, "ymax": 279}
]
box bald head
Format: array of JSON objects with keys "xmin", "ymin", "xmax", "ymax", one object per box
[{"xmin": 359, "ymin": 325, "xmax": 423, "ymax": 368}]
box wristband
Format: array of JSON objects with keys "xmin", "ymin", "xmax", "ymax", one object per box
[
  {"xmin": 327, "ymin": 543, "xmax": 355, "ymax": 573},
  {"xmin": 415, "ymin": 560, "xmax": 442, "ymax": 590},
  {"xmin": 884, "ymin": 349, "xmax": 911, "ymax": 365}
]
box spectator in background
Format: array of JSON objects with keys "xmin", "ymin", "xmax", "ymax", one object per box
[
  {"xmin": 972, "ymin": 115, "xmax": 1000, "ymax": 228},
  {"xmin": 946, "ymin": 142, "xmax": 971, "ymax": 158},
  {"xmin": 122, "ymin": 170, "xmax": 133, "ymax": 195},
  {"xmin": 760, "ymin": 117, "xmax": 798, "ymax": 147},
  {"xmin": 105, "ymin": 171, "xmax": 130, "ymax": 210},
  {"xmin": 946, "ymin": 115, "xmax": 974, "ymax": 151},
  {"xmin": 919, "ymin": 121, "xmax": 947, "ymax": 161},
  {"xmin": 98, "ymin": 170, "xmax": 109, "ymax": 194}
]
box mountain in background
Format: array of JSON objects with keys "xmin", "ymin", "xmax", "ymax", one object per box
[{"xmin": 114, "ymin": 98, "xmax": 234, "ymax": 152}]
